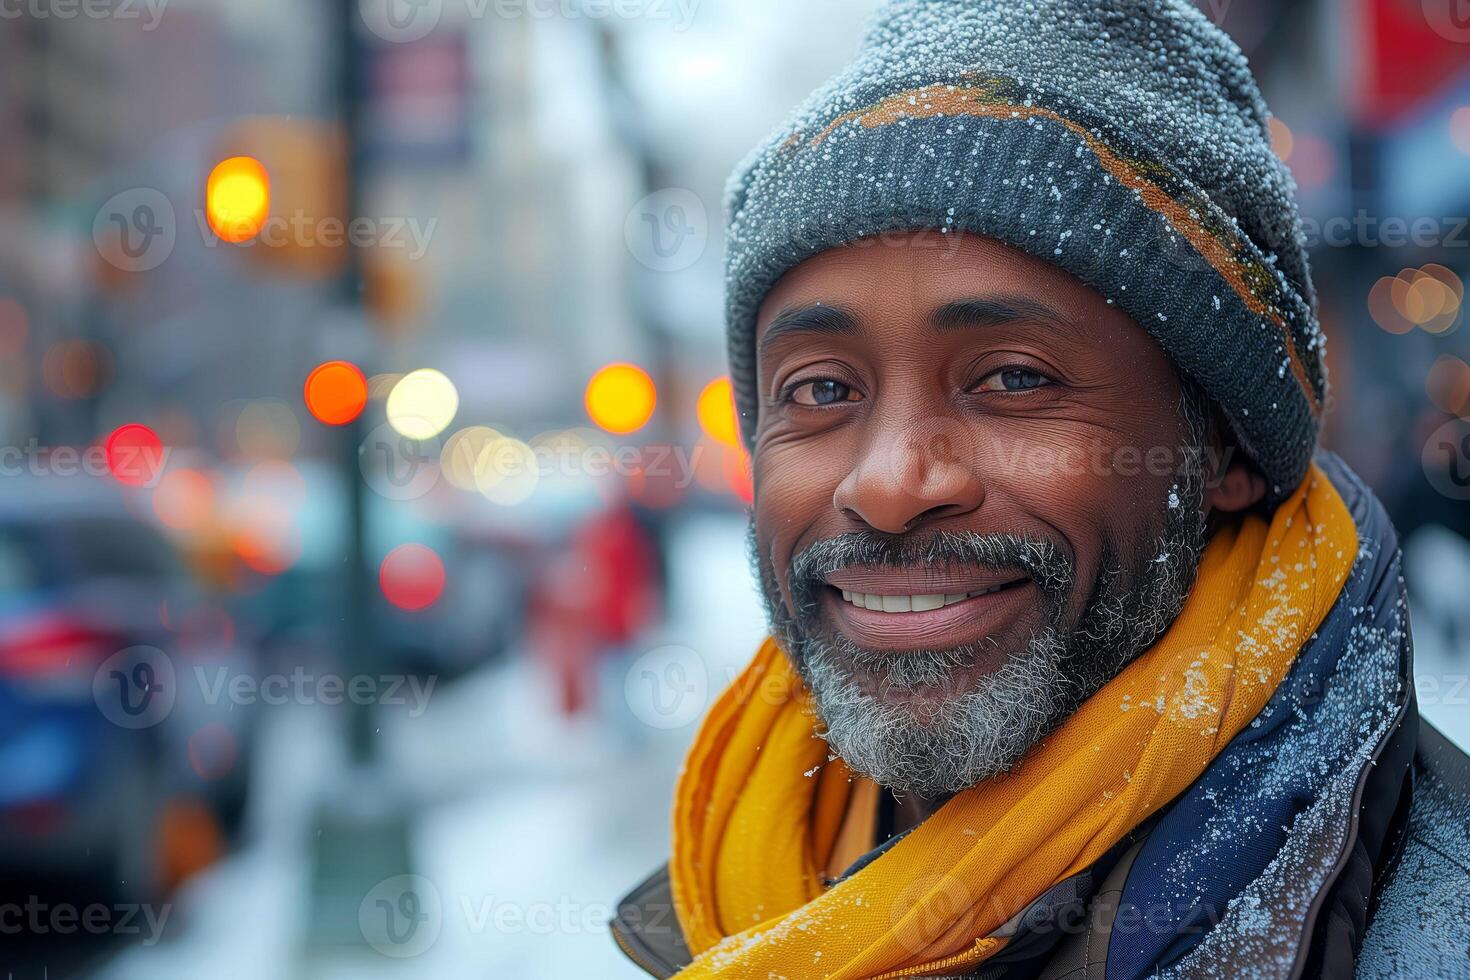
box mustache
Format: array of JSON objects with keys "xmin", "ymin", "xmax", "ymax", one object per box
[{"xmin": 786, "ymin": 529, "xmax": 1075, "ymax": 625}]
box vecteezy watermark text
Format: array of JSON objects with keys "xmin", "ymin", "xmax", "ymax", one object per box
[
  {"xmin": 0, "ymin": 439, "xmax": 169, "ymax": 485},
  {"xmin": 193, "ymin": 209, "xmax": 438, "ymax": 261},
  {"xmin": 1301, "ymin": 211, "xmax": 1469, "ymax": 250},
  {"xmin": 0, "ymin": 0, "xmax": 168, "ymax": 29},
  {"xmin": 194, "ymin": 666, "xmax": 437, "ymax": 718},
  {"xmin": 94, "ymin": 647, "xmax": 438, "ymax": 729},
  {"xmin": 92, "ymin": 186, "xmax": 438, "ymax": 274},
  {"xmin": 0, "ymin": 897, "xmax": 171, "ymax": 945}
]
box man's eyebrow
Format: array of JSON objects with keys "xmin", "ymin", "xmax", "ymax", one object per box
[
  {"xmin": 930, "ymin": 296, "xmax": 1073, "ymax": 331},
  {"xmin": 757, "ymin": 303, "xmax": 859, "ymax": 357}
]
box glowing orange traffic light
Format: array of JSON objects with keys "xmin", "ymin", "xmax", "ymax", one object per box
[
  {"xmin": 206, "ymin": 156, "xmax": 270, "ymax": 243},
  {"xmin": 303, "ymin": 360, "xmax": 368, "ymax": 426},
  {"xmin": 585, "ymin": 363, "xmax": 656, "ymax": 435}
]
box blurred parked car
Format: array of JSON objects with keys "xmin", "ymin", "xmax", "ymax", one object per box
[
  {"xmin": 223, "ymin": 459, "xmax": 532, "ymax": 684},
  {"xmin": 0, "ymin": 473, "xmax": 256, "ymax": 904}
]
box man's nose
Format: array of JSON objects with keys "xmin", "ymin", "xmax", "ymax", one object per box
[{"xmin": 832, "ymin": 418, "xmax": 986, "ymax": 533}]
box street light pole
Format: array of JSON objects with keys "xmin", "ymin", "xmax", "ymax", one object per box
[{"xmin": 301, "ymin": 2, "xmax": 416, "ymax": 969}]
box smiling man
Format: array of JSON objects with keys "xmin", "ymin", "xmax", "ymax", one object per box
[
  {"xmin": 611, "ymin": 2, "xmax": 1470, "ymax": 977},
  {"xmin": 749, "ymin": 235, "xmax": 1226, "ymax": 805}
]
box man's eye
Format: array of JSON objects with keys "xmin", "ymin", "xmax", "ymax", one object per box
[
  {"xmin": 972, "ymin": 368, "xmax": 1050, "ymax": 393},
  {"xmin": 789, "ymin": 379, "xmax": 861, "ymax": 406}
]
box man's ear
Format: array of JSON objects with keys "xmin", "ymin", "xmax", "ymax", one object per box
[
  {"xmin": 1193, "ymin": 393, "xmax": 1275, "ymax": 520},
  {"xmin": 1205, "ymin": 457, "xmax": 1268, "ymax": 515},
  {"xmin": 1189, "ymin": 385, "xmax": 1268, "ymax": 517}
]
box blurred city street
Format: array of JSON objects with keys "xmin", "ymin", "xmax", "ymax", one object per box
[{"xmin": 91, "ymin": 512, "xmax": 764, "ymax": 979}]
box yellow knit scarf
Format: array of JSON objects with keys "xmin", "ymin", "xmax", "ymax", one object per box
[{"xmin": 670, "ymin": 464, "xmax": 1357, "ymax": 979}]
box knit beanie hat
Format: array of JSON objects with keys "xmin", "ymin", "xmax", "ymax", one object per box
[{"xmin": 723, "ymin": 0, "xmax": 1324, "ymax": 500}]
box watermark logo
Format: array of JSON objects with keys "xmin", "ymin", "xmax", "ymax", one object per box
[
  {"xmin": 93, "ymin": 646, "xmax": 176, "ymax": 729},
  {"xmin": 1422, "ymin": 416, "xmax": 1470, "ymax": 501},
  {"xmin": 359, "ymin": 874, "xmax": 443, "ymax": 957},
  {"xmin": 360, "ymin": 420, "xmax": 443, "ymax": 501},
  {"xmin": 883, "ymin": 415, "xmax": 975, "ymax": 503},
  {"xmin": 354, "ymin": 880, "xmax": 657, "ymax": 946},
  {"xmin": 1423, "ymin": 0, "xmax": 1470, "ymax": 43},
  {"xmin": 876, "ymin": 427, "xmax": 1237, "ymax": 494},
  {"xmin": 93, "ymin": 188, "xmax": 176, "ymax": 273},
  {"xmin": 360, "ymin": 0, "xmax": 442, "ymax": 42},
  {"xmin": 624, "ymin": 644, "xmax": 708, "ymax": 729},
  {"xmin": 625, "ymin": 189, "xmax": 708, "ymax": 273},
  {"xmin": 888, "ymin": 873, "xmax": 981, "ymax": 955}
]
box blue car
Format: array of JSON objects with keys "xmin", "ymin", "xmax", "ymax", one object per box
[{"xmin": 0, "ymin": 476, "xmax": 255, "ymax": 905}]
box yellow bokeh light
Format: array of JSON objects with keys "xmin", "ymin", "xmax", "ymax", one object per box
[
  {"xmin": 206, "ymin": 156, "xmax": 270, "ymax": 244},
  {"xmin": 1372, "ymin": 266, "xmax": 1465, "ymax": 336},
  {"xmin": 1368, "ymin": 275, "xmax": 1413, "ymax": 334},
  {"xmin": 530, "ymin": 429, "xmax": 589, "ymax": 483},
  {"xmin": 1421, "ymin": 263, "xmax": 1464, "ymax": 301},
  {"xmin": 1403, "ymin": 274, "xmax": 1445, "ymax": 324},
  {"xmin": 1418, "ymin": 264, "xmax": 1464, "ymax": 335},
  {"xmin": 697, "ymin": 376, "xmax": 741, "ymax": 447},
  {"xmin": 585, "ymin": 363, "xmax": 656, "ymax": 435},
  {"xmin": 440, "ymin": 426, "xmax": 502, "ymax": 491},
  {"xmin": 386, "ymin": 368, "xmax": 459, "ymax": 439},
  {"xmin": 475, "ymin": 435, "xmax": 539, "ymax": 506}
]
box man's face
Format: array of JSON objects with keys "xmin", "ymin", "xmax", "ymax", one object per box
[{"xmin": 750, "ymin": 232, "xmax": 1212, "ymax": 798}]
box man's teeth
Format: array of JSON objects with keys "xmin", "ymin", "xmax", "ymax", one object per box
[{"xmin": 838, "ymin": 586, "xmax": 1008, "ymax": 612}]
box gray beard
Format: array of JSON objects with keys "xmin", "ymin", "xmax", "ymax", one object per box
[{"xmin": 752, "ymin": 442, "xmax": 1210, "ymax": 800}]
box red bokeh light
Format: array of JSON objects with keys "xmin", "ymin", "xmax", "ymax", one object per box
[
  {"xmin": 380, "ymin": 543, "xmax": 446, "ymax": 611},
  {"xmin": 105, "ymin": 423, "xmax": 165, "ymax": 486}
]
